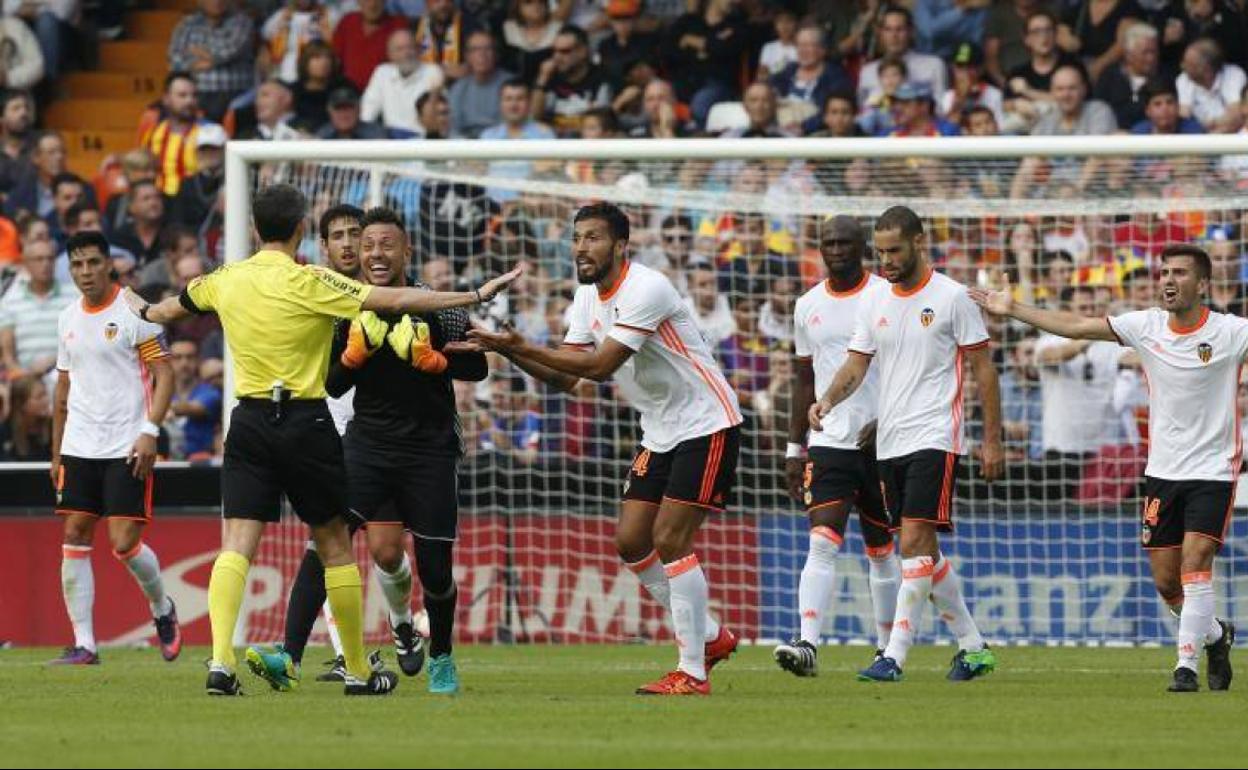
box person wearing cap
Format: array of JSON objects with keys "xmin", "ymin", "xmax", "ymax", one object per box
[
  {"xmin": 597, "ymin": 0, "xmax": 658, "ymax": 95},
  {"xmin": 170, "ymin": 123, "xmax": 227, "ymax": 234},
  {"xmin": 315, "ymin": 83, "xmax": 389, "ymax": 139},
  {"xmin": 886, "ymin": 81, "xmax": 960, "ymax": 136},
  {"xmin": 941, "ymin": 41, "xmax": 1005, "ymax": 128},
  {"xmin": 361, "ymin": 28, "xmax": 446, "ymax": 135}
]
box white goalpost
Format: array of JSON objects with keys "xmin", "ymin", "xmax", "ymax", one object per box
[{"xmin": 223, "ymin": 135, "xmax": 1248, "ymax": 648}]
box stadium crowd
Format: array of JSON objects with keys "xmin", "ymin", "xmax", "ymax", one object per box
[{"xmin": 2, "ymin": 0, "xmax": 1248, "ymax": 508}]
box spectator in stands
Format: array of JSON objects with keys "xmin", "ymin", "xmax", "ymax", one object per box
[
  {"xmin": 913, "ymin": 0, "xmax": 988, "ymax": 59},
  {"xmin": 0, "ymin": 238, "xmax": 74, "ymax": 380},
  {"xmin": 721, "ymin": 81, "xmax": 786, "ymax": 137},
  {"xmin": 596, "ymin": 0, "xmax": 656, "ymax": 93},
  {"xmin": 103, "ymin": 149, "xmax": 157, "ymax": 237},
  {"xmin": 361, "ymin": 28, "xmax": 446, "ymax": 135},
  {"xmin": 717, "ymin": 295, "xmax": 774, "ymax": 407},
  {"xmin": 260, "ymin": 0, "xmax": 336, "ymax": 83},
  {"xmin": 112, "ymin": 252, "xmax": 139, "ymax": 290},
  {"xmin": 480, "ymin": 371, "xmax": 540, "ymax": 465},
  {"xmin": 718, "ymin": 212, "xmax": 790, "ymax": 295},
  {"xmin": 414, "ymin": 0, "xmax": 475, "ymax": 81},
  {"xmin": 1004, "ymin": 9, "xmax": 1079, "ymax": 132},
  {"xmin": 1037, "ymin": 249, "xmax": 1074, "ymax": 307},
  {"xmin": 51, "ymin": 203, "xmax": 135, "ymax": 285},
  {"xmin": 167, "ymin": 0, "xmax": 255, "ymax": 121},
  {"xmin": 807, "ymin": 91, "xmax": 864, "ymax": 137},
  {"xmin": 292, "ymin": 40, "xmax": 348, "ymax": 131},
  {"xmin": 1131, "ymin": 77, "xmax": 1204, "ymax": 134},
  {"xmin": 420, "ymin": 255, "xmax": 454, "ymax": 291},
  {"xmin": 769, "ymin": 25, "xmax": 851, "ymax": 121},
  {"xmin": 811, "ymin": 0, "xmax": 880, "ymax": 61},
  {"xmin": 449, "ymin": 30, "xmax": 511, "ymax": 139},
  {"xmin": 1119, "ymin": 264, "xmax": 1153, "ymax": 310},
  {"xmin": 942, "ymin": 41, "xmax": 1005, "ymax": 128},
  {"xmin": 138, "ymin": 225, "xmax": 199, "ymax": 290},
  {"xmin": 665, "ymin": 0, "xmax": 747, "ymax": 129},
  {"xmin": 168, "ymin": 339, "xmax": 224, "ymax": 460},
  {"xmin": 233, "ymin": 78, "xmax": 300, "ymax": 140},
  {"xmin": 1032, "ymin": 64, "xmax": 1117, "ymax": 134},
  {"xmin": 626, "ymin": 78, "xmax": 686, "ymax": 138},
  {"xmin": 0, "ymin": 16, "xmax": 44, "ymax": 91},
  {"xmin": 45, "ymin": 171, "xmax": 84, "ymax": 249},
  {"xmin": 166, "ymin": 338, "xmax": 199, "ymax": 459},
  {"xmin": 1177, "ymin": 37, "xmax": 1245, "ymax": 133},
  {"xmin": 0, "ymin": 90, "xmax": 34, "ymax": 167},
  {"xmin": 1094, "ymin": 21, "xmax": 1164, "ymax": 130},
  {"xmin": 857, "ymin": 6, "xmax": 948, "ymax": 108},
  {"xmin": 5, "ymin": 129, "xmax": 64, "ymax": 219},
  {"xmin": 332, "ymin": 0, "xmax": 406, "ymax": 91},
  {"xmin": 984, "ymin": 0, "xmax": 1048, "ymax": 86},
  {"xmin": 4, "ymin": 373, "xmax": 49, "ymax": 460},
  {"xmin": 142, "ymin": 73, "xmax": 203, "ymax": 198},
  {"xmin": 532, "ymin": 25, "xmax": 612, "ymax": 137},
  {"xmin": 856, "ymin": 55, "xmax": 905, "ymax": 136},
  {"xmin": 636, "ymin": 212, "xmax": 693, "ymax": 291},
  {"xmin": 502, "ymin": 0, "xmax": 560, "ymax": 84},
  {"xmin": 685, "ymin": 261, "xmax": 735, "ymax": 347},
  {"xmin": 4, "ymin": 0, "xmax": 73, "ymax": 81},
  {"xmin": 756, "ymin": 6, "xmax": 797, "ymax": 80},
  {"xmin": 888, "ymin": 81, "xmax": 960, "ymax": 136},
  {"xmin": 757, "ymin": 272, "xmax": 794, "ymax": 344},
  {"xmin": 1173, "ymin": 0, "xmax": 1246, "ymax": 70},
  {"xmin": 1000, "ymin": 333, "xmax": 1043, "ymax": 462},
  {"xmin": 315, "ymin": 83, "xmax": 388, "ymax": 139},
  {"xmin": 417, "ymin": 88, "xmax": 452, "ymax": 138},
  {"xmin": 111, "ymin": 180, "xmax": 167, "ymax": 266},
  {"xmin": 1207, "ymin": 233, "xmax": 1247, "ymax": 316}
]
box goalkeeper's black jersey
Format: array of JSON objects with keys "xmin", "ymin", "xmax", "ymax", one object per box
[{"xmin": 325, "ymin": 285, "xmax": 487, "ymax": 460}]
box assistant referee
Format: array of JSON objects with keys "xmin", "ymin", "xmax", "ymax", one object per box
[{"xmin": 124, "ymin": 184, "xmax": 520, "ymax": 696}]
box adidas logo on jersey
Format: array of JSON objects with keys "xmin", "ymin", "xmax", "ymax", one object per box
[
  {"xmin": 810, "ymin": 315, "xmax": 822, "ymax": 326},
  {"xmin": 877, "ymin": 317, "xmax": 889, "ymax": 328}
]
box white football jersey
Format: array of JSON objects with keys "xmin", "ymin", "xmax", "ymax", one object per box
[
  {"xmin": 56, "ymin": 286, "xmax": 169, "ymax": 459},
  {"xmin": 1108, "ymin": 307, "xmax": 1248, "ymax": 482},
  {"xmin": 794, "ymin": 273, "xmax": 883, "ymax": 450},
  {"xmin": 1033, "ymin": 335, "xmax": 1126, "ymax": 454},
  {"xmin": 848, "ymin": 270, "xmax": 990, "ymax": 460},
  {"xmin": 564, "ymin": 261, "xmax": 742, "ymax": 452}
]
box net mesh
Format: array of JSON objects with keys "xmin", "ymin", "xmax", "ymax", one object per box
[{"xmin": 239, "ymin": 146, "xmax": 1248, "ymax": 647}]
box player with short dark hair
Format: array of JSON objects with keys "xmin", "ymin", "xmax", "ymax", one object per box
[
  {"xmin": 469, "ymin": 201, "xmax": 742, "ymax": 696},
  {"xmin": 50, "ymin": 231, "xmax": 180, "ymax": 666},
  {"xmin": 973, "ymin": 244, "xmax": 1238, "ymax": 693},
  {"xmin": 812, "ymin": 205, "xmax": 1003, "ymax": 683}
]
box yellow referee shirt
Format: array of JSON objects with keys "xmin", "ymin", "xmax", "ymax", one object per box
[{"xmin": 180, "ymin": 250, "xmax": 373, "ymax": 399}]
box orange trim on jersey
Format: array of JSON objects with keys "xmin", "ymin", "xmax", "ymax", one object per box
[
  {"xmin": 826, "ymin": 272, "xmax": 870, "ymax": 298},
  {"xmin": 864, "ymin": 542, "xmax": 895, "ymax": 559},
  {"xmin": 143, "ymin": 472, "xmax": 154, "ymax": 520},
  {"xmin": 806, "ymin": 499, "xmax": 850, "ymax": 513},
  {"xmin": 811, "ymin": 525, "xmax": 844, "ymax": 546},
  {"xmin": 1105, "ymin": 316, "xmax": 1126, "ymax": 346},
  {"xmin": 902, "ymin": 559, "xmax": 935, "ymax": 579},
  {"xmin": 951, "ymin": 349, "xmax": 966, "ymax": 456},
  {"xmin": 932, "ymin": 558, "xmax": 952, "ymax": 585},
  {"xmin": 597, "ymin": 260, "xmax": 631, "ymax": 301},
  {"xmin": 663, "ymin": 553, "xmax": 699, "ymax": 578},
  {"xmin": 660, "ymin": 495, "xmax": 727, "ymax": 512},
  {"xmin": 959, "ymin": 339, "xmax": 990, "ymax": 352},
  {"xmin": 62, "ymin": 545, "xmax": 92, "ymax": 559},
  {"xmin": 562, "ymin": 342, "xmax": 594, "ymax": 349},
  {"xmin": 937, "ymin": 453, "xmax": 956, "ymax": 523},
  {"xmin": 1181, "ymin": 571, "xmax": 1213, "ymax": 585},
  {"xmin": 1188, "ymin": 531, "xmax": 1227, "ymax": 546},
  {"xmin": 656, "ymin": 320, "xmax": 739, "ymax": 426},
  {"xmin": 615, "ymin": 322, "xmax": 655, "ymax": 336},
  {"xmin": 891, "ymin": 267, "xmax": 932, "ymax": 298},
  {"xmin": 626, "ymin": 550, "xmax": 661, "ymax": 574},
  {"xmin": 82, "ymin": 284, "xmax": 121, "ymax": 314},
  {"xmin": 848, "ymin": 349, "xmax": 874, "ymax": 359},
  {"xmin": 1168, "ymin": 306, "xmax": 1209, "ymax": 335},
  {"xmin": 699, "ymin": 431, "xmax": 725, "ymax": 504},
  {"xmin": 56, "ymin": 508, "xmax": 99, "ymax": 518},
  {"xmin": 113, "ymin": 542, "xmax": 143, "ymax": 561}
]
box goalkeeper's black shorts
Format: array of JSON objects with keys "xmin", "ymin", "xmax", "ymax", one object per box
[{"xmin": 344, "ymin": 442, "xmax": 459, "ymax": 542}]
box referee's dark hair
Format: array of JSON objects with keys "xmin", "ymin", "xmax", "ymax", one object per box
[
  {"xmin": 66, "ymin": 230, "xmax": 111, "ymax": 260},
  {"xmin": 318, "ymin": 203, "xmax": 363, "ymax": 239},
  {"xmin": 1160, "ymin": 244, "xmax": 1212, "ymax": 281},
  {"xmin": 874, "ymin": 205, "xmax": 924, "ymax": 239},
  {"xmin": 362, "ymin": 206, "xmax": 407, "ymax": 233},
  {"xmin": 253, "ymin": 184, "xmax": 307, "ymax": 243},
  {"xmin": 574, "ymin": 202, "xmax": 630, "ymax": 242}
]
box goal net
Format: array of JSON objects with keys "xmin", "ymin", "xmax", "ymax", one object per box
[{"xmin": 228, "ymin": 136, "xmax": 1248, "ymax": 648}]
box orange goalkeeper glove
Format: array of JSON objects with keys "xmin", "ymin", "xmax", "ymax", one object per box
[
  {"xmin": 340, "ymin": 311, "xmax": 389, "ymax": 369},
  {"xmin": 387, "ymin": 314, "xmax": 448, "ymax": 374}
]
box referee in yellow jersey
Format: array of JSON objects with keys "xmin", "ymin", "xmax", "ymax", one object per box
[{"xmin": 123, "ymin": 184, "xmax": 520, "ymax": 696}]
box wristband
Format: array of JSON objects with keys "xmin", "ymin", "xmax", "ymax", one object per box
[
  {"xmin": 139, "ymin": 304, "xmax": 152, "ymax": 322},
  {"xmin": 139, "ymin": 420, "xmax": 161, "ymax": 438},
  {"xmin": 785, "ymin": 442, "xmax": 806, "ymax": 460},
  {"xmin": 475, "ymin": 288, "xmax": 484, "ymax": 304}
]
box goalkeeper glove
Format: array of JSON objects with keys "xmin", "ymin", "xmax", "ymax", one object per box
[
  {"xmin": 387, "ymin": 314, "xmax": 448, "ymax": 374},
  {"xmin": 340, "ymin": 311, "xmax": 389, "ymax": 369}
]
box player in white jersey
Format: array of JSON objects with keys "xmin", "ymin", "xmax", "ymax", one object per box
[
  {"xmin": 49, "ymin": 232, "xmax": 179, "ymax": 665},
  {"xmin": 972, "ymin": 244, "xmax": 1238, "ymax": 693},
  {"xmin": 468, "ymin": 203, "xmax": 743, "ymax": 696},
  {"xmin": 774, "ymin": 216, "xmax": 901, "ymax": 678},
  {"xmin": 810, "ymin": 206, "xmax": 1003, "ymax": 683}
]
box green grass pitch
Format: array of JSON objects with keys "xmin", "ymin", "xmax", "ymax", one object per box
[{"xmin": 1, "ymin": 644, "xmax": 1243, "ymax": 768}]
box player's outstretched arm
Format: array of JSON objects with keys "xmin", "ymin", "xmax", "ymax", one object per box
[
  {"xmin": 966, "ymin": 344, "xmax": 1004, "ymax": 482},
  {"xmin": 124, "ymin": 287, "xmax": 191, "ymax": 325},
  {"xmin": 468, "ymin": 324, "xmax": 634, "ymax": 384},
  {"xmin": 809, "ymin": 351, "xmax": 871, "ymax": 432},
  {"xmin": 785, "ymin": 355, "xmax": 815, "ymax": 502},
  {"xmin": 969, "ymin": 275, "xmax": 1116, "ymax": 341},
  {"xmin": 365, "ymin": 266, "xmax": 523, "ymax": 315}
]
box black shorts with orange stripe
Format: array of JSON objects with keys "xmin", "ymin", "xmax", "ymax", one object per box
[
  {"xmin": 623, "ymin": 425, "xmax": 741, "ymax": 512},
  {"xmin": 1140, "ymin": 476, "xmax": 1234, "ymax": 550},
  {"xmin": 55, "ymin": 456, "xmax": 153, "ymax": 522},
  {"xmin": 804, "ymin": 447, "xmax": 892, "ymax": 547},
  {"xmin": 877, "ymin": 449, "xmax": 958, "ymax": 531}
]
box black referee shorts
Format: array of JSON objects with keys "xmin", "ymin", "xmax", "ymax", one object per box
[{"xmin": 223, "ymin": 399, "xmax": 347, "ymax": 526}]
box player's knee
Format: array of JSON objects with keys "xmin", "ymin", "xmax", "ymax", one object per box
[
  {"xmin": 109, "ymin": 530, "xmax": 142, "ymax": 557},
  {"xmin": 372, "ymin": 544, "xmax": 405, "ymax": 573},
  {"xmin": 614, "ymin": 530, "xmax": 652, "ymax": 563},
  {"xmin": 651, "ymin": 523, "xmax": 695, "ymax": 563},
  {"xmin": 1155, "ymin": 578, "xmax": 1182, "ymax": 604},
  {"xmin": 897, "ymin": 524, "xmax": 937, "ymax": 559},
  {"xmin": 62, "ymin": 517, "xmax": 94, "ymax": 546}
]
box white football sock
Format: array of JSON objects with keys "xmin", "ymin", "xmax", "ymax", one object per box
[
  {"xmin": 929, "ymin": 554, "xmax": 984, "ymax": 653},
  {"xmin": 798, "ymin": 526, "xmax": 841, "ymax": 645},
  {"xmin": 1177, "ymin": 572, "xmax": 1217, "ymax": 672},
  {"xmin": 61, "ymin": 545, "xmax": 96, "ymax": 651},
  {"xmin": 322, "ymin": 600, "xmax": 344, "ymax": 658},
  {"xmin": 375, "ymin": 552, "xmax": 414, "ymax": 628},
  {"xmin": 665, "ymin": 554, "xmax": 709, "ymax": 681},
  {"xmin": 627, "ymin": 550, "xmax": 719, "ymax": 642},
  {"xmin": 883, "ymin": 556, "xmax": 935, "ymax": 669},
  {"xmin": 116, "ymin": 543, "xmax": 171, "ymax": 617},
  {"xmin": 867, "ymin": 543, "xmax": 901, "ymax": 650}
]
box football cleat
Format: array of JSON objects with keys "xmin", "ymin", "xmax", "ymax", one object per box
[
  {"xmin": 206, "ymin": 665, "xmax": 243, "ymax": 696},
  {"xmin": 857, "ymin": 655, "xmax": 903, "ymax": 682},
  {"xmin": 154, "ymin": 599, "xmax": 182, "ymax": 662},
  {"xmin": 318, "ymin": 650, "xmax": 383, "ymax": 682},
  {"xmin": 427, "ymin": 653, "xmax": 460, "ymax": 695},
  {"xmin": 774, "ymin": 639, "xmax": 818, "ymax": 677},
  {"xmin": 245, "ymin": 644, "xmax": 299, "ymax": 692},
  {"xmin": 345, "ymin": 669, "xmax": 399, "ymax": 696},
  {"xmin": 1168, "ymin": 666, "xmax": 1199, "ymax": 693},
  {"xmin": 392, "ymin": 620, "xmax": 427, "ymax": 677},
  {"xmin": 635, "ymin": 670, "xmax": 710, "ymax": 696},
  {"xmin": 704, "ymin": 626, "xmax": 738, "ymax": 671},
  {"xmin": 947, "ymin": 646, "xmax": 997, "ymax": 682},
  {"xmin": 48, "ymin": 646, "xmax": 99, "ymax": 665},
  {"xmin": 1205, "ymin": 619, "xmax": 1234, "ymax": 692}
]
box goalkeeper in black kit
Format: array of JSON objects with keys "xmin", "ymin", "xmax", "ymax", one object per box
[{"xmin": 247, "ymin": 207, "xmax": 486, "ymax": 695}]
